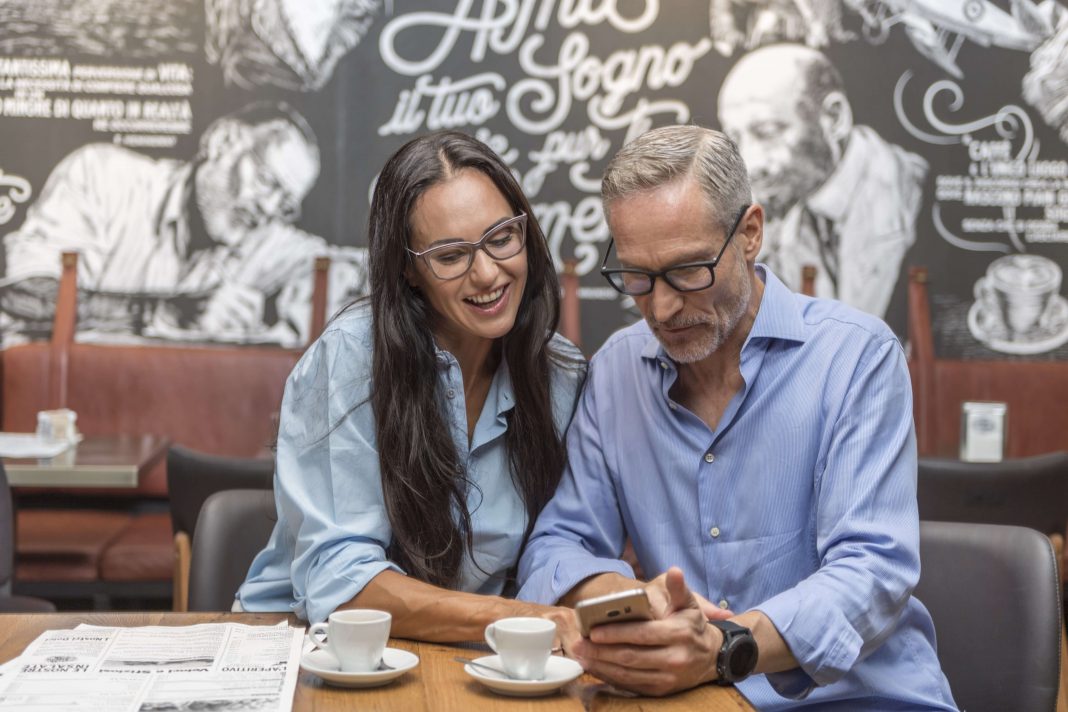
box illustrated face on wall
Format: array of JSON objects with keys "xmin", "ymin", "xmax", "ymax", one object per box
[
  {"xmin": 718, "ymin": 49, "xmax": 841, "ymax": 220},
  {"xmin": 196, "ymin": 120, "xmax": 319, "ymax": 246}
]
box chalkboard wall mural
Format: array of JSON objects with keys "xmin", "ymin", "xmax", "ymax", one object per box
[{"xmin": 0, "ymin": 0, "xmax": 1065, "ymax": 358}]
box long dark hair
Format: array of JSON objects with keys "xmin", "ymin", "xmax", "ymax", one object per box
[{"xmin": 368, "ymin": 130, "xmax": 573, "ymax": 588}]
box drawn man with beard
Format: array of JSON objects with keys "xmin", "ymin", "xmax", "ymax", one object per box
[
  {"xmin": 1, "ymin": 101, "xmax": 329, "ymax": 345},
  {"xmin": 718, "ymin": 43, "xmax": 928, "ymax": 316},
  {"xmin": 206, "ymin": 0, "xmax": 380, "ymax": 91}
]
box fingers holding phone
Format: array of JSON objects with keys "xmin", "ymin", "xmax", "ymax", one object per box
[{"xmin": 574, "ymin": 588, "xmax": 653, "ymax": 637}]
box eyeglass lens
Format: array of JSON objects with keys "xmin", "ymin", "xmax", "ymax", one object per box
[{"xmin": 425, "ymin": 218, "xmax": 526, "ymax": 279}]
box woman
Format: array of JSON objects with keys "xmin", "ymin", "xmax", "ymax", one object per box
[{"xmin": 236, "ymin": 131, "xmax": 585, "ymax": 641}]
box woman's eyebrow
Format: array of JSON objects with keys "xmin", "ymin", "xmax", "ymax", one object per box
[{"xmin": 426, "ymin": 215, "xmax": 515, "ymax": 248}]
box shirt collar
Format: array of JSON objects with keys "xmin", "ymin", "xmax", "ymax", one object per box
[
  {"xmin": 806, "ymin": 126, "xmax": 866, "ymax": 223},
  {"xmin": 639, "ymin": 264, "xmax": 808, "ymax": 365},
  {"xmin": 434, "ymin": 345, "xmax": 516, "ymax": 418}
]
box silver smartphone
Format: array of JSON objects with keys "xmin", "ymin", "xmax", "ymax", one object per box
[{"xmin": 574, "ymin": 588, "xmax": 653, "ymax": 637}]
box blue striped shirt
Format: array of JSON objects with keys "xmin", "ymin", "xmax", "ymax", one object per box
[{"xmin": 517, "ymin": 267, "xmax": 957, "ymax": 711}]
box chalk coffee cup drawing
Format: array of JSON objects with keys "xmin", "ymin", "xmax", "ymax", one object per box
[
  {"xmin": 978, "ymin": 255, "xmax": 1059, "ymax": 341},
  {"xmin": 307, "ymin": 609, "xmax": 391, "ymax": 673},
  {"xmin": 974, "ymin": 254, "xmax": 1063, "ymax": 340},
  {"xmin": 484, "ymin": 617, "xmax": 556, "ymax": 681}
]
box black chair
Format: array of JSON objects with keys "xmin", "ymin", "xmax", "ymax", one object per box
[
  {"xmin": 917, "ymin": 452, "xmax": 1068, "ymax": 538},
  {"xmin": 916, "ymin": 521, "xmax": 1061, "ymax": 712},
  {"xmin": 166, "ymin": 445, "xmax": 274, "ymax": 611},
  {"xmin": 0, "ymin": 461, "xmax": 56, "ymax": 612},
  {"xmin": 188, "ymin": 488, "xmax": 276, "ymax": 611}
]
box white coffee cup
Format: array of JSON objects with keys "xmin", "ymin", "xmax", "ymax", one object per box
[
  {"xmin": 308, "ymin": 609, "xmax": 391, "ymax": 673},
  {"xmin": 484, "ymin": 617, "xmax": 556, "ymax": 680}
]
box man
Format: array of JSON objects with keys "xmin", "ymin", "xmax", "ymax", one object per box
[
  {"xmin": 517, "ymin": 125, "xmax": 956, "ymax": 710},
  {"xmin": 717, "ymin": 43, "xmax": 928, "ymax": 317},
  {"xmin": 1, "ymin": 101, "xmax": 327, "ymax": 345},
  {"xmin": 206, "ymin": 0, "xmax": 379, "ymax": 91}
]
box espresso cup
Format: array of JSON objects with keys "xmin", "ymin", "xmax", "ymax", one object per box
[
  {"xmin": 484, "ymin": 617, "xmax": 556, "ymax": 680},
  {"xmin": 308, "ymin": 609, "xmax": 391, "ymax": 673},
  {"xmin": 976, "ymin": 254, "xmax": 1062, "ymax": 338}
]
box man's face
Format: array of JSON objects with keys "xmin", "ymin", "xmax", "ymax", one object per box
[
  {"xmin": 198, "ymin": 121, "xmax": 319, "ymax": 245},
  {"xmin": 607, "ymin": 179, "xmax": 753, "ymax": 364},
  {"xmin": 719, "ymin": 83, "xmax": 836, "ymax": 220}
]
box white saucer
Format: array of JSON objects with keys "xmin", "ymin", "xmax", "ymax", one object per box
[
  {"xmin": 463, "ymin": 654, "xmax": 583, "ymax": 697},
  {"xmin": 967, "ymin": 295, "xmax": 1068, "ymax": 355},
  {"xmin": 300, "ymin": 647, "xmax": 419, "ymax": 688}
]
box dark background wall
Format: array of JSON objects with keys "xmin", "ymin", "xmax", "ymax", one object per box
[{"xmin": 1, "ymin": 0, "xmax": 1066, "ymax": 358}]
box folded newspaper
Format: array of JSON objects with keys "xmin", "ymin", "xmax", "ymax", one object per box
[{"xmin": 0, "ymin": 621, "xmax": 304, "ymax": 712}]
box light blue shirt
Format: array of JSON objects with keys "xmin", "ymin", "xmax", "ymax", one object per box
[
  {"xmin": 517, "ymin": 267, "xmax": 957, "ymax": 711},
  {"xmin": 238, "ymin": 303, "xmax": 584, "ymax": 623}
]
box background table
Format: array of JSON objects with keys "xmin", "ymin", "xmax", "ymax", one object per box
[
  {"xmin": 0, "ymin": 612, "xmax": 756, "ymax": 711},
  {"xmin": 2, "ymin": 434, "xmax": 169, "ymax": 488}
]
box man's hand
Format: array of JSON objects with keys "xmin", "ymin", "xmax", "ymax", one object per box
[
  {"xmin": 572, "ymin": 567, "xmax": 724, "ymax": 696},
  {"xmin": 197, "ymin": 283, "xmax": 265, "ymax": 335},
  {"xmin": 644, "ymin": 568, "xmax": 734, "ymax": 622}
]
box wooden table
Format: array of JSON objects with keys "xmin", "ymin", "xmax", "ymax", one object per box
[
  {"xmin": 0, "ymin": 612, "xmax": 755, "ymax": 711},
  {"xmin": 3, "ymin": 434, "xmax": 169, "ymax": 488}
]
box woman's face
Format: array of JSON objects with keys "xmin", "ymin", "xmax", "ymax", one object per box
[{"xmin": 406, "ymin": 169, "xmax": 529, "ymax": 353}]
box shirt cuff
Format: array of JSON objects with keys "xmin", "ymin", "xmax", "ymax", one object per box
[
  {"xmin": 304, "ymin": 559, "xmax": 405, "ymax": 624},
  {"xmin": 517, "ymin": 555, "xmax": 635, "ymax": 605},
  {"xmin": 754, "ymin": 589, "xmax": 859, "ymax": 691}
]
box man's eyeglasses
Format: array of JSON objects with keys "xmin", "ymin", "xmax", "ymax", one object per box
[
  {"xmin": 407, "ymin": 213, "xmax": 528, "ymax": 280},
  {"xmin": 600, "ymin": 205, "xmax": 751, "ymax": 296}
]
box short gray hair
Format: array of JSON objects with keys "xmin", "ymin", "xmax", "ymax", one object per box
[{"xmin": 601, "ymin": 125, "xmax": 752, "ymax": 233}]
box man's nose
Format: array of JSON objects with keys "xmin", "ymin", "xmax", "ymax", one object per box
[{"xmin": 648, "ymin": 278, "xmax": 683, "ymax": 324}]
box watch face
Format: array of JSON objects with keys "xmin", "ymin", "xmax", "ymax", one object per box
[{"xmin": 727, "ymin": 638, "xmax": 759, "ymax": 679}]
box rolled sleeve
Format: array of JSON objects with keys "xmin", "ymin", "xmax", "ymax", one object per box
[
  {"xmin": 753, "ymin": 337, "xmax": 919, "ymax": 695},
  {"xmin": 273, "ymin": 318, "xmax": 404, "ymax": 623},
  {"xmin": 518, "ymin": 361, "xmax": 634, "ymax": 604}
]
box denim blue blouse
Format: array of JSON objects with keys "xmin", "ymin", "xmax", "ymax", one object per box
[{"xmin": 237, "ymin": 303, "xmax": 584, "ymax": 623}]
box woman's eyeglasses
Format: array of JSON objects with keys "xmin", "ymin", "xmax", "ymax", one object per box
[{"xmin": 407, "ymin": 214, "xmax": 528, "ymax": 281}]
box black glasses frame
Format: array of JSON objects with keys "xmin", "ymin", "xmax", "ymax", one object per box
[
  {"xmin": 600, "ymin": 205, "xmax": 751, "ymax": 296},
  {"xmin": 406, "ymin": 213, "xmax": 528, "ymax": 281}
]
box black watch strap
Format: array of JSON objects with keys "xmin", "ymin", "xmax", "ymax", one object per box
[{"xmin": 708, "ymin": 620, "xmax": 758, "ymax": 685}]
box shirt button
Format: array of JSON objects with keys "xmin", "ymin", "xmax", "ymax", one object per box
[
  {"xmin": 704, "ymin": 453, "xmax": 715, "ymax": 463},
  {"xmin": 659, "ymin": 361, "xmax": 668, "ymax": 369},
  {"xmin": 719, "ymin": 599, "xmax": 729, "ymax": 609},
  {"xmin": 455, "ymin": 464, "xmax": 463, "ymax": 474},
  {"xmin": 446, "ymin": 389, "xmax": 456, "ymax": 399},
  {"xmin": 710, "ymin": 526, "xmax": 720, "ymax": 538},
  {"xmin": 669, "ymin": 403, "xmax": 677, "ymax": 411}
]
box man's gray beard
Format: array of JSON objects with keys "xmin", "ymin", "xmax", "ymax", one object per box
[{"xmin": 651, "ymin": 267, "xmax": 753, "ymax": 364}]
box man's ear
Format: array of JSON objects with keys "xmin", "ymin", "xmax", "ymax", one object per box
[
  {"xmin": 740, "ymin": 204, "xmax": 764, "ymax": 263},
  {"xmin": 819, "ymin": 91, "xmax": 852, "ymax": 157},
  {"xmin": 198, "ymin": 119, "xmax": 248, "ymax": 162}
]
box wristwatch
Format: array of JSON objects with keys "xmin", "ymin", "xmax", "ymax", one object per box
[{"xmin": 708, "ymin": 620, "xmax": 758, "ymax": 685}]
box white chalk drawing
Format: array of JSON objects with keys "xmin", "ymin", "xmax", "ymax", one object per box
[
  {"xmin": 376, "ymin": 3, "xmax": 707, "ymax": 278},
  {"xmin": 846, "ymin": 0, "xmax": 1058, "ymax": 79},
  {"xmin": 968, "ymin": 253, "xmax": 1068, "ymax": 354},
  {"xmin": 0, "ymin": 102, "xmax": 363, "ymax": 346},
  {"xmin": 0, "ymin": 0, "xmax": 198, "ymax": 57},
  {"xmin": 719, "ymin": 44, "xmax": 927, "ymax": 317},
  {"xmin": 1022, "ymin": 16, "xmax": 1068, "ymax": 146},
  {"xmin": 206, "ymin": 0, "xmax": 380, "ymax": 91},
  {"xmin": 0, "ymin": 170, "xmax": 31, "ymax": 226},
  {"xmin": 893, "ymin": 72, "xmax": 1035, "ymax": 157},
  {"xmin": 709, "ymin": 0, "xmax": 855, "ymax": 56}
]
